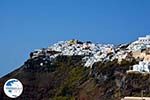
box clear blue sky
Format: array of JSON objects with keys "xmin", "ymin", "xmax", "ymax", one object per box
[{"xmin": 0, "ymin": 0, "xmax": 150, "ymax": 77}]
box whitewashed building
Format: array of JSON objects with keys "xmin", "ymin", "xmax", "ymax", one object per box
[
  {"xmin": 127, "ymin": 35, "xmax": 150, "ymax": 51},
  {"xmin": 132, "ymin": 61, "xmax": 150, "ymax": 72},
  {"xmin": 138, "ymin": 35, "xmax": 150, "ymax": 44}
]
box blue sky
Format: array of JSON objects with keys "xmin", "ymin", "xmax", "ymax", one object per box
[{"xmin": 0, "ymin": 0, "xmax": 150, "ymax": 77}]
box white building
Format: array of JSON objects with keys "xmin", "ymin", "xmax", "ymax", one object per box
[
  {"xmin": 138, "ymin": 35, "xmax": 150, "ymax": 44},
  {"xmin": 132, "ymin": 61, "xmax": 150, "ymax": 72},
  {"xmin": 127, "ymin": 35, "xmax": 150, "ymax": 51}
]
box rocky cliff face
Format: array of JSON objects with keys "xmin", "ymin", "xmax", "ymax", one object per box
[{"xmin": 1, "ymin": 38, "xmax": 150, "ymax": 100}]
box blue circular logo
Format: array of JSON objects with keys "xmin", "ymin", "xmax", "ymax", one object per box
[{"xmin": 3, "ymin": 79, "xmax": 23, "ymax": 98}]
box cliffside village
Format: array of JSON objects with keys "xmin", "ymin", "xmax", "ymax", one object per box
[{"xmin": 30, "ymin": 35, "xmax": 150, "ymax": 73}]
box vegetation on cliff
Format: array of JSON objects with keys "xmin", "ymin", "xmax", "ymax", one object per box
[{"xmin": 0, "ymin": 55, "xmax": 150, "ymax": 100}]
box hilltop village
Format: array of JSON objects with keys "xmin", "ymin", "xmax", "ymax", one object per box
[
  {"xmin": 2, "ymin": 35, "xmax": 150, "ymax": 100},
  {"xmin": 30, "ymin": 35, "xmax": 150, "ymax": 73}
]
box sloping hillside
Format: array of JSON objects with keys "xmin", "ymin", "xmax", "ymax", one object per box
[
  {"xmin": 1, "ymin": 55, "xmax": 150, "ymax": 100},
  {"xmin": 1, "ymin": 38, "xmax": 150, "ymax": 100}
]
